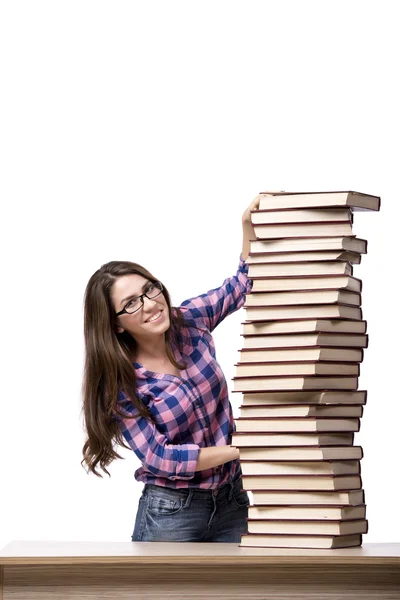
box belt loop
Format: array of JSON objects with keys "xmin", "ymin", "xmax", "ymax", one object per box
[{"xmin": 183, "ymin": 489, "xmax": 193, "ymax": 509}]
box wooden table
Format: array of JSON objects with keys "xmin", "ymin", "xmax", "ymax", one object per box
[{"xmin": 1, "ymin": 541, "xmax": 399, "ymax": 599}]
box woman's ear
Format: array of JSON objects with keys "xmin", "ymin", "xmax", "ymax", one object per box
[{"xmin": 116, "ymin": 325, "xmax": 124, "ymax": 334}]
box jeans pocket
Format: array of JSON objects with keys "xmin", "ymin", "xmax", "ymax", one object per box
[
  {"xmin": 147, "ymin": 491, "xmax": 184, "ymax": 516},
  {"xmin": 232, "ymin": 478, "xmax": 250, "ymax": 508}
]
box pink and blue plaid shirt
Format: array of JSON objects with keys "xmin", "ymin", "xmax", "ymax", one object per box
[{"xmin": 114, "ymin": 255, "xmax": 253, "ymax": 489}]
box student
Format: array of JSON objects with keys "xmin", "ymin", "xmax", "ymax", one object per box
[{"xmin": 81, "ymin": 195, "xmax": 260, "ymax": 542}]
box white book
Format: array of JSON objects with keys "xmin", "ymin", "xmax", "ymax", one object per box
[
  {"xmin": 232, "ymin": 375, "xmax": 358, "ymax": 392},
  {"xmin": 238, "ymin": 348, "xmax": 363, "ymax": 363},
  {"xmin": 235, "ymin": 362, "xmax": 359, "ymax": 378},
  {"xmin": 250, "ymin": 207, "xmax": 353, "ymax": 224},
  {"xmin": 250, "ymin": 489, "xmax": 365, "ymax": 505},
  {"xmin": 253, "ymin": 221, "xmax": 353, "ymax": 239},
  {"xmin": 249, "ymin": 236, "xmax": 367, "ymax": 254},
  {"xmin": 248, "ymin": 260, "xmax": 353, "ymax": 276},
  {"xmin": 258, "ymin": 190, "xmax": 380, "ymax": 211},
  {"xmin": 244, "ymin": 289, "xmax": 361, "ymax": 307},
  {"xmin": 240, "ymin": 460, "xmax": 360, "ymax": 476},
  {"xmin": 251, "ymin": 275, "xmax": 361, "ymax": 293},
  {"xmin": 239, "ymin": 390, "xmax": 367, "ymax": 405},
  {"xmin": 246, "ymin": 250, "xmax": 362, "ymax": 264},
  {"xmin": 241, "ymin": 332, "xmax": 367, "ymax": 349},
  {"xmin": 238, "ymin": 446, "xmax": 363, "ymax": 461},
  {"xmin": 244, "ymin": 304, "xmax": 362, "ymax": 321},
  {"xmin": 241, "ymin": 319, "xmax": 367, "ymax": 335},
  {"xmin": 234, "ymin": 417, "xmax": 360, "ymax": 433}
]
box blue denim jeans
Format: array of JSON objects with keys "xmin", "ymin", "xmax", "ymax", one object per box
[{"xmin": 131, "ymin": 470, "xmax": 250, "ymax": 542}]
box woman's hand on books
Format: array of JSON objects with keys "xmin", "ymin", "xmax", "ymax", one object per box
[
  {"xmin": 242, "ymin": 191, "xmax": 283, "ymax": 224},
  {"xmin": 242, "ymin": 195, "xmax": 261, "ymax": 225}
]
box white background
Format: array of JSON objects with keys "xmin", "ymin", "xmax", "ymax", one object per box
[{"xmin": 0, "ymin": 0, "xmax": 398, "ymax": 549}]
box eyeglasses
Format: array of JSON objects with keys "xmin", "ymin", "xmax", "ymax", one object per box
[{"xmin": 115, "ymin": 281, "xmax": 164, "ymax": 316}]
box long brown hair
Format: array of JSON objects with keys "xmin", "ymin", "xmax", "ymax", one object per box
[{"xmin": 80, "ymin": 260, "xmax": 187, "ymax": 478}]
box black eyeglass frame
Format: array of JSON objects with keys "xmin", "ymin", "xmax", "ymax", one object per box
[{"xmin": 115, "ymin": 281, "xmax": 164, "ymax": 317}]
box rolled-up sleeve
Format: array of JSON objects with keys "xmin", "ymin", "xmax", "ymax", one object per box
[
  {"xmin": 114, "ymin": 393, "xmax": 200, "ymax": 480},
  {"xmin": 179, "ymin": 254, "xmax": 253, "ymax": 332}
]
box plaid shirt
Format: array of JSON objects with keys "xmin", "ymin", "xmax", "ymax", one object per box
[{"xmin": 114, "ymin": 255, "xmax": 253, "ymax": 489}]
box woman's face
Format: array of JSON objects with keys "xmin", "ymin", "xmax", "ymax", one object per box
[{"xmin": 111, "ymin": 273, "xmax": 170, "ymax": 339}]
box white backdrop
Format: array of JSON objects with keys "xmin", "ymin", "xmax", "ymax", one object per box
[{"xmin": 1, "ymin": 0, "xmax": 399, "ymax": 548}]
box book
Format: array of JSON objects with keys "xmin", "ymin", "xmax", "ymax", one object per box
[
  {"xmin": 241, "ymin": 474, "xmax": 362, "ymax": 491},
  {"xmin": 247, "ymin": 505, "xmax": 366, "ymax": 521},
  {"xmin": 240, "ymin": 460, "xmax": 360, "ymax": 476},
  {"xmin": 251, "ymin": 489, "xmax": 365, "ymax": 505},
  {"xmin": 251, "ymin": 275, "xmax": 362, "ymax": 293},
  {"xmin": 253, "ymin": 221, "xmax": 354, "ymax": 240},
  {"xmin": 232, "ymin": 375, "xmax": 358, "ymax": 392},
  {"xmin": 244, "ymin": 304, "xmax": 362, "ymax": 321},
  {"xmin": 246, "ymin": 518, "xmax": 368, "ymax": 536},
  {"xmin": 258, "ymin": 190, "xmax": 380, "ymax": 211},
  {"xmin": 248, "ymin": 260, "xmax": 353, "ymax": 277},
  {"xmin": 250, "ymin": 237, "xmax": 367, "ymax": 254},
  {"xmin": 238, "ymin": 348, "xmax": 364, "ymax": 363},
  {"xmin": 242, "ymin": 320, "xmax": 367, "ymax": 335},
  {"xmin": 239, "ymin": 405, "xmax": 363, "ymax": 418},
  {"xmin": 247, "ymin": 250, "xmax": 362, "ymax": 264},
  {"xmin": 239, "ymin": 391, "xmax": 367, "ymax": 405},
  {"xmin": 234, "ymin": 362, "xmax": 360, "ymax": 378},
  {"xmin": 244, "ymin": 289, "xmax": 361, "ymax": 307},
  {"xmin": 239, "ymin": 533, "xmax": 362, "ymax": 548},
  {"xmin": 250, "ymin": 207, "xmax": 353, "ymax": 224},
  {"xmin": 242, "ymin": 332, "xmax": 368, "ymax": 348},
  {"xmin": 238, "ymin": 446, "xmax": 363, "ymax": 461},
  {"xmin": 231, "ymin": 432, "xmax": 355, "ymax": 447},
  {"xmin": 234, "ymin": 417, "xmax": 360, "ymax": 433},
  {"xmin": 241, "ymin": 332, "xmax": 368, "ymax": 356}
]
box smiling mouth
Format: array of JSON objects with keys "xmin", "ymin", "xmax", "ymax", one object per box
[{"xmin": 145, "ymin": 310, "xmax": 163, "ymax": 323}]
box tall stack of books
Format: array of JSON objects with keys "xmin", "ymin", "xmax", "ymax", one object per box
[{"xmin": 233, "ymin": 190, "xmax": 380, "ymax": 549}]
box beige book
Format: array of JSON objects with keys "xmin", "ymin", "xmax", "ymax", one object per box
[
  {"xmin": 244, "ymin": 304, "xmax": 362, "ymax": 321},
  {"xmin": 244, "ymin": 289, "xmax": 361, "ymax": 307},
  {"xmin": 235, "ymin": 362, "xmax": 359, "ymax": 378},
  {"xmin": 234, "ymin": 417, "xmax": 359, "ymax": 433},
  {"xmin": 253, "ymin": 221, "xmax": 354, "ymax": 239},
  {"xmin": 250, "ymin": 207, "xmax": 353, "ymax": 224},
  {"xmin": 251, "ymin": 489, "xmax": 365, "ymax": 505},
  {"xmin": 238, "ymin": 446, "xmax": 363, "ymax": 461},
  {"xmin": 242, "ymin": 320, "xmax": 367, "ymax": 335},
  {"xmin": 258, "ymin": 190, "xmax": 380, "ymax": 211},
  {"xmin": 246, "ymin": 518, "xmax": 368, "ymax": 536},
  {"xmin": 241, "ymin": 474, "xmax": 362, "ymax": 491},
  {"xmin": 239, "ymin": 391, "xmax": 367, "ymax": 405},
  {"xmin": 239, "ymin": 348, "xmax": 363, "ymax": 364},
  {"xmin": 248, "ymin": 505, "xmax": 366, "ymax": 521},
  {"xmin": 239, "ymin": 533, "xmax": 362, "ymax": 549},
  {"xmin": 232, "ymin": 375, "xmax": 358, "ymax": 392},
  {"xmin": 247, "ymin": 250, "xmax": 362, "ymax": 264},
  {"xmin": 248, "ymin": 261, "xmax": 353, "ymax": 277},
  {"xmin": 239, "ymin": 405, "xmax": 363, "ymax": 418},
  {"xmin": 240, "ymin": 460, "xmax": 360, "ymax": 476},
  {"xmin": 242, "ymin": 332, "xmax": 368, "ymax": 348},
  {"xmin": 250, "ymin": 236, "xmax": 367, "ymax": 254},
  {"xmin": 251, "ymin": 275, "xmax": 361, "ymax": 293},
  {"xmin": 231, "ymin": 432, "xmax": 354, "ymax": 447}
]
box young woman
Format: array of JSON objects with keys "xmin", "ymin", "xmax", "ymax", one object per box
[{"xmin": 81, "ymin": 195, "xmax": 260, "ymax": 542}]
